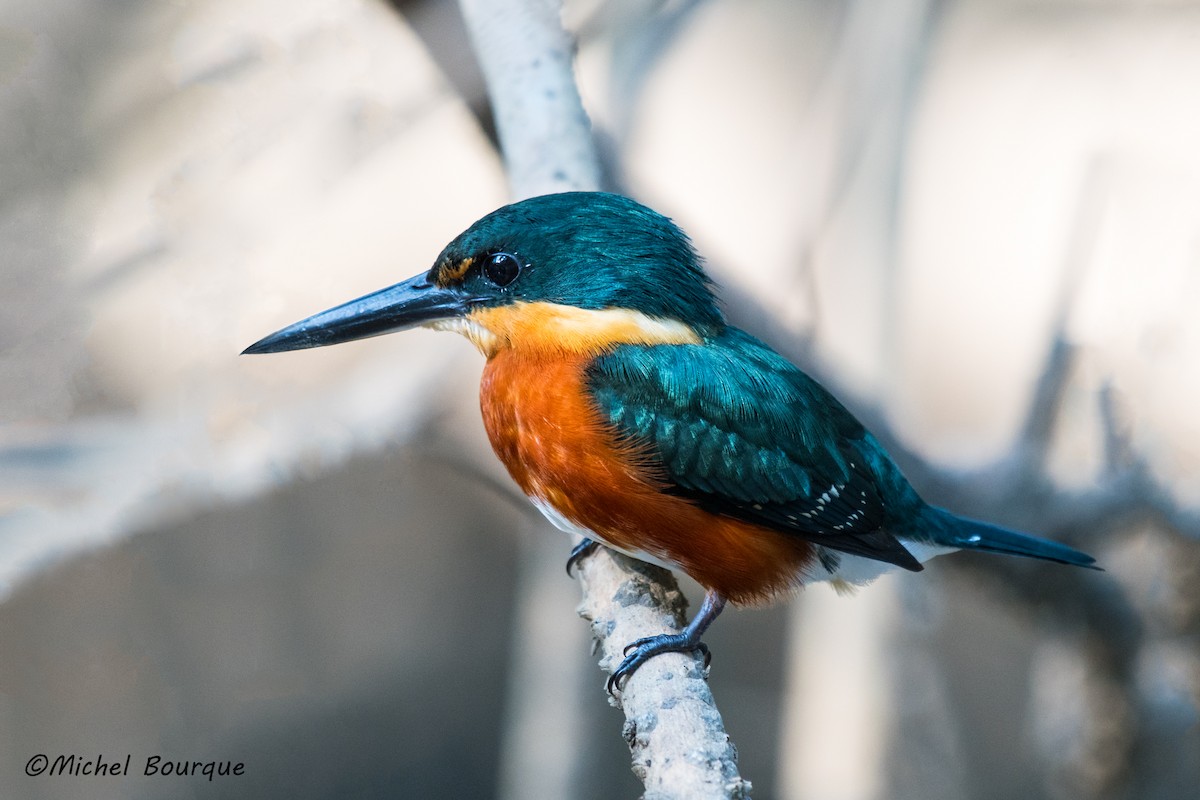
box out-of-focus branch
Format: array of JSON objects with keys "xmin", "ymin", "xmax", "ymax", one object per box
[
  {"xmin": 774, "ymin": 155, "xmax": 1193, "ymax": 800},
  {"xmin": 456, "ymin": 0, "xmax": 747, "ymax": 795},
  {"xmin": 458, "ymin": 0, "xmax": 600, "ymax": 200},
  {"xmin": 721, "ymin": 135, "xmax": 1196, "ymax": 798}
]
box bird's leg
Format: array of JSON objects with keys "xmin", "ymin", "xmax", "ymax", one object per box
[
  {"xmin": 565, "ymin": 537, "xmax": 598, "ymax": 576},
  {"xmin": 607, "ymin": 590, "xmax": 727, "ymax": 695}
]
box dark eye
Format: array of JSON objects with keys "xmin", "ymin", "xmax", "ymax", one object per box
[{"xmin": 483, "ymin": 252, "xmax": 522, "ymax": 287}]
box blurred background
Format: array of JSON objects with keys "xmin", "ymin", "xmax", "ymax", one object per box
[{"xmin": 2, "ymin": 0, "xmax": 1199, "ymax": 797}]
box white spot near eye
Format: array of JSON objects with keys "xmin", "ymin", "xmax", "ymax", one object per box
[
  {"xmin": 752, "ymin": 503, "xmax": 763, "ymax": 511},
  {"xmin": 966, "ymin": 534, "xmax": 982, "ymax": 544}
]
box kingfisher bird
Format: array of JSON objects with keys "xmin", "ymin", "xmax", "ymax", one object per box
[{"xmin": 245, "ymin": 191, "xmax": 1098, "ymax": 692}]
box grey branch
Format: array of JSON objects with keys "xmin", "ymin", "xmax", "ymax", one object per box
[
  {"xmin": 577, "ymin": 550, "xmax": 751, "ymax": 799},
  {"xmin": 457, "ymin": 0, "xmax": 749, "ymax": 796},
  {"xmin": 458, "ymin": 0, "xmax": 600, "ymax": 199}
]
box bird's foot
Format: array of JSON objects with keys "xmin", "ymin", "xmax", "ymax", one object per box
[
  {"xmin": 565, "ymin": 538, "xmax": 598, "ymax": 576},
  {"xmin": 606, "ymin": 590, "xmax": 727, "ymax": 696},
  {"xmin": 607, "ymin": 634, "xmax": 711, "ymax": 695}
]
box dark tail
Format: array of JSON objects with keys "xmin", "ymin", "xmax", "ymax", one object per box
[{"xmin": 922, "ymin": 506, "xmax": 1100, "ymax": 570}]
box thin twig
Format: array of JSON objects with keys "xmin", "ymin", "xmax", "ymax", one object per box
[{"xmin": 1017, "ymin": 158, "xmax": 1110, "ymax": 468}]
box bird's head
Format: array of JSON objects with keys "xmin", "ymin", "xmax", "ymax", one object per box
[{"xmin": 243, "ymin": 192, "xmax": 725, "ymax": 357}]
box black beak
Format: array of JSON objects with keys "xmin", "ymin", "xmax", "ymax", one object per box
[{"xmin": 242, "ymin": 273, "xmax": 478, "ymax": 355}]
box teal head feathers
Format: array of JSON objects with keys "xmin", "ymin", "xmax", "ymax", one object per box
[{"xmin": 432, "ymin": 192, "xmax": 725, "ymax": 329}]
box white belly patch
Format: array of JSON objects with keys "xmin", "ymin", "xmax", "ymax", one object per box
[{"xmin": 528, "ymin": 496, "xmax": 677, "ymax": 571}]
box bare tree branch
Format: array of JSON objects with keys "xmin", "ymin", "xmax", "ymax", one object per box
[
  {"xmin": 458, "ymin": 0, "xmax": 601, "ymax": 199},
  {"xmin": 577, "ymin": 551, "xmax": 751, "ymax": 799},
  {"xmin": 456, "ymin": 0, "xmax": 748, "ymax": 795}
]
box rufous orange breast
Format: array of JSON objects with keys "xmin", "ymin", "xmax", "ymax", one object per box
[{"xmin": 479, "ymin": 345, "xmax": 816, "ymax": 605}]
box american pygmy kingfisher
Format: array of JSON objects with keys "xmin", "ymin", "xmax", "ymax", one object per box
[{"xmin": 245, "ymin": 191, "xmax": 1098, "ymax": 692}]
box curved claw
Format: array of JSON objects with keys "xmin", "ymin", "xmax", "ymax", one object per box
[
  {"xmin": 565, "ymin": 538, "xmax": 598, "ymax": 576},
  {"xmin": 606, "ymin": 632, "xmax": 712, "ymax": 696},
  {"xmin": 622, "ymin": 636, "xmax": 656, "ymax": 657},
  {"xmin": 620, "ymin": 634, "xmax": 711, "ymax": 660},
  {"xmin": 604, "ymin": 591, "xmax": 727, "ymax": 696}
]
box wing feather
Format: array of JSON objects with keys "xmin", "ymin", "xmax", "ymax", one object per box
[{"xmin": 587, "ymin": 328, "xmax": 923, "ymax": 571}]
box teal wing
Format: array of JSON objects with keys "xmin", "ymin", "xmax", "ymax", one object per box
[{"xmin": 586, "ymin": 328, "xmax": 924, "ymax": 570}]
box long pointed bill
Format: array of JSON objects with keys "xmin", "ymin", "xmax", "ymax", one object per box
[{"xmin": 242, "ymin": 273, "xmax": 479, "ymax": 355}]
